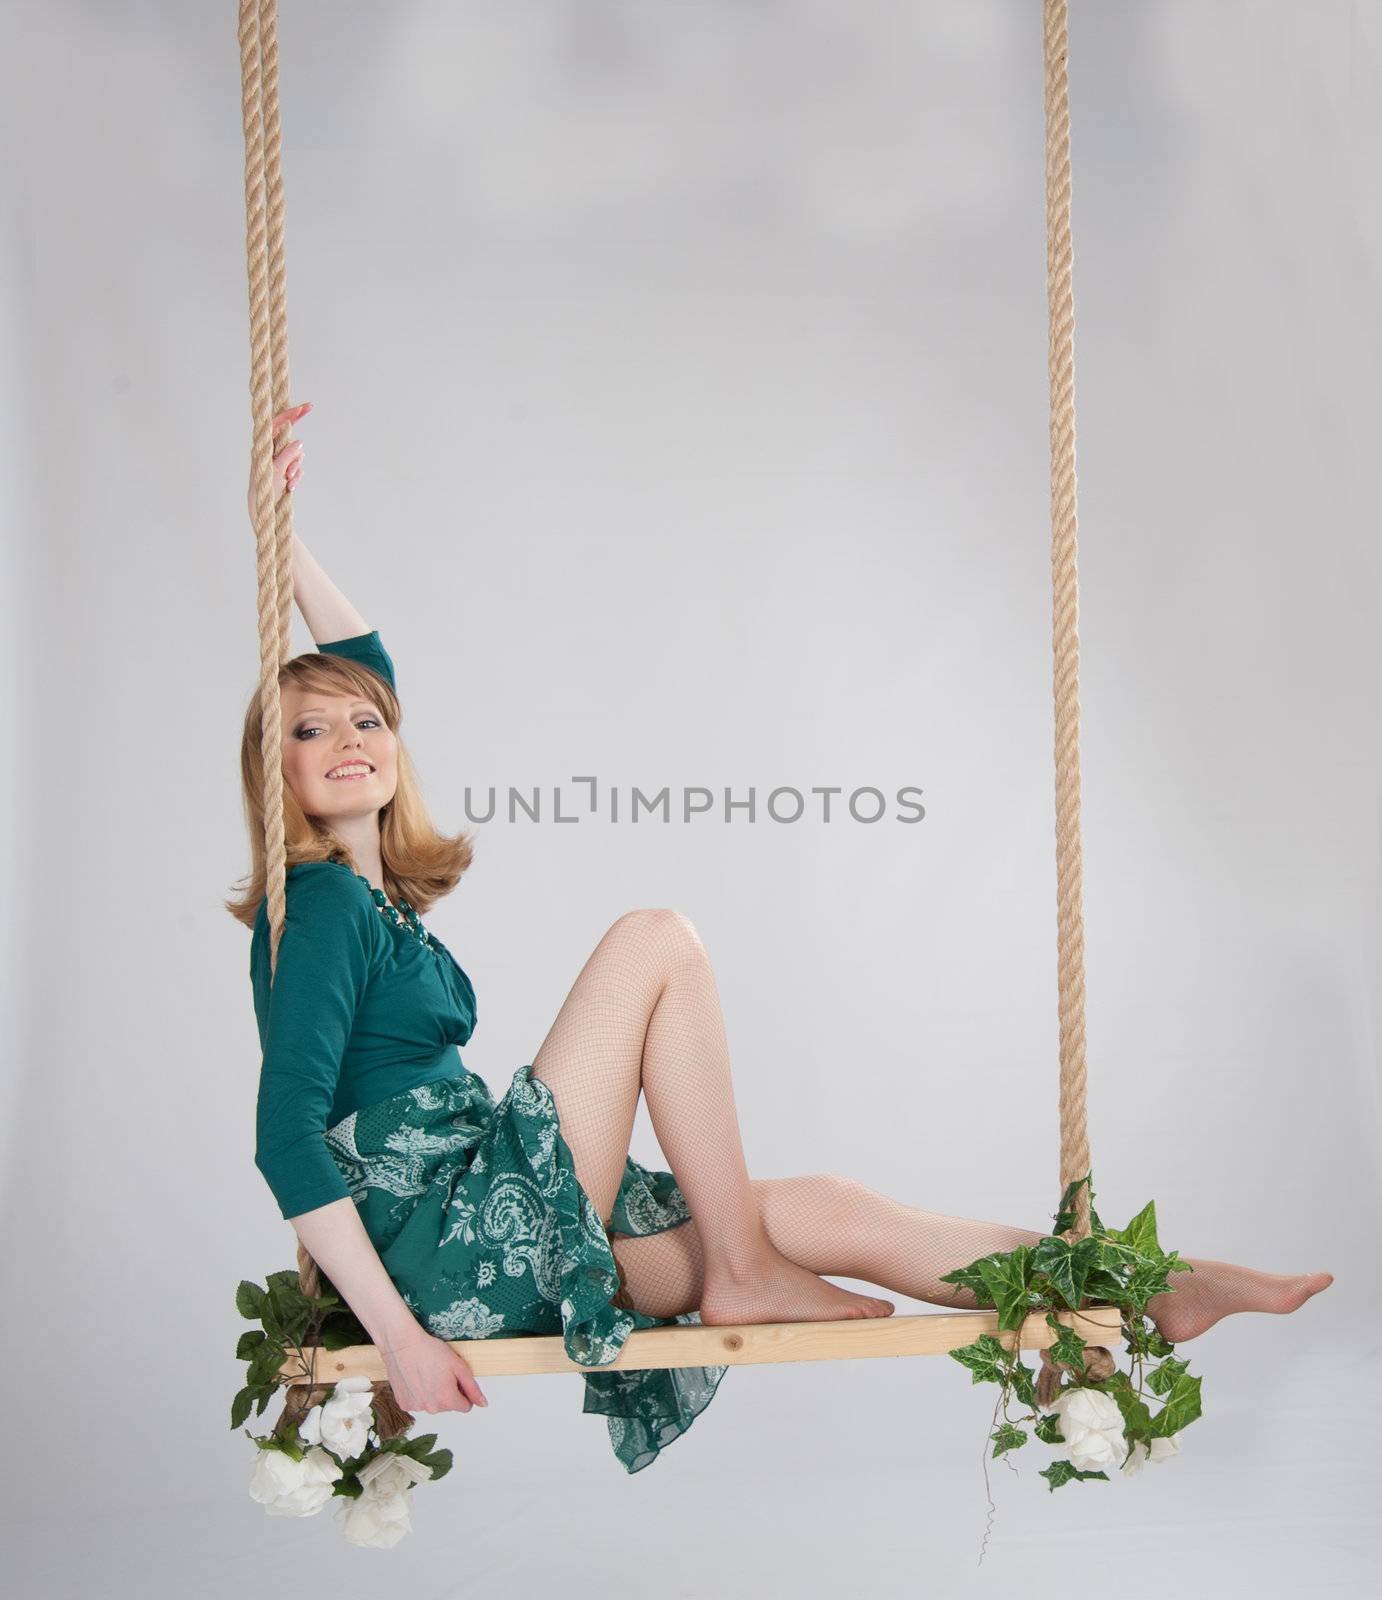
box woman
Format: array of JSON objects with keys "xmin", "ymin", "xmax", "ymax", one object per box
[{"xmin": 230, "ymin": 401, "xmax": 1334, "ymax": 1474}]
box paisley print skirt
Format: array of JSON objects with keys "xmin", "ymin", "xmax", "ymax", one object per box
[{"xmin": 322, "ymin": 1066, "xmax": 728, "ymax": 1474}]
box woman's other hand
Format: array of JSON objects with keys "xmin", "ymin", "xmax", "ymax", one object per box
[
  {"xmin": 379, "ymin": 1325, "xmax": 491, "ymax": 1415},
  {"xmin": 246, "ymin": 400, "xmax": 312, "ymax": 524}
]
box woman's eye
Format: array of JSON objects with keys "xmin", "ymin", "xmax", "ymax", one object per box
[{"xmin": 294, "ymin": 718, "xmax": 380, "ymax": 739}]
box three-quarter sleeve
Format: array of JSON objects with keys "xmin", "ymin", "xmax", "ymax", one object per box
[
  {"xmin": 316, "ymin": 630, "xmax": 397, "ymax": 692},
  {"xmin": 252, "ymin": 867, "xmax": 378, "ymax": 1219}
]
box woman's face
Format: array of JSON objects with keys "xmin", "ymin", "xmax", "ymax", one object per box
[{"xmin": 278, "ymin": 680, "xmax": 399, "ymax": 821}]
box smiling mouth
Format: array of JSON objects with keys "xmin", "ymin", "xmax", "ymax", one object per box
[{"xmin": 325, "ymin": 766, "xmax": 375, "ymax": 780}]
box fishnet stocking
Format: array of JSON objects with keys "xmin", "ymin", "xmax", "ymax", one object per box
[
  {"xmin": 530, "ymin": 911, "xmax": 893, "ymax": 1324},
  {"xmin": 608, "ymin": 1180, "xmax": 1333, "ymax": 1343},
  {"xmin": 532, "ymin": 911, "xmax": 1334, "ymax": 1342}
]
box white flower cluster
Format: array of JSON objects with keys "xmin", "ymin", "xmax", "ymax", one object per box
[
  {"xmin": 247, "ymin": 1375, "xmax": 434, "ymax": 1547},
  {"xmin": 1045, "ymin": 1386, "xmax": 1184, "ymax": 1476}
]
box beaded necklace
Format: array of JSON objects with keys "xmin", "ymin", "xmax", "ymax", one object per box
[{"xmin": 352, "ymin": 871, "xmax": 434, "ymax": 950}]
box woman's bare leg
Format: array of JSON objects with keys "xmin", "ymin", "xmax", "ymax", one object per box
[
  {"xmin": 528, "ymin": 909, "xmax": 894, "ymax": 1324},
  {"xmin": 609, "ymin": 1175, "xmax": 1334, "ymax": 1343}
]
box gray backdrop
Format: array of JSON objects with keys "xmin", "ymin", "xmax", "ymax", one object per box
[{"xmin": 4, "ymin": 2, "xmax": 1377, "ymax": 1595}]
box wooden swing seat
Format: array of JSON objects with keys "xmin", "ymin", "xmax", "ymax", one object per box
[{"xmin": 279, "ymin": 1305, "xmax": 1122, "ymax": 1386}]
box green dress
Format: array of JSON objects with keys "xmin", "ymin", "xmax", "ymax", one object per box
[{"xmin": 251, "ymin": 630, "xmax": 728, "ymax": 1473}]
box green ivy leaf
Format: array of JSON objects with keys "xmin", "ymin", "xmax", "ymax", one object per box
[
  {"xmin": 1121, "ymin": 1200, "xmax": 1161, "ymax": 1259},
  {"xmin": 1052, "ymin": 1173, "xmax": 1102, "ymax": 1236},
  {"xmin": 1044, "ymin": 1314, "xmax": 1090, "ymax": 1375},
  {"xmin": 1070, "ymin": 1235, "xmax": 1104, "ymax": 1289},
  {"xmin": 1039, "ymin": 1459, "xmax": 1109, "ymax": 1491},
  {"xmin": 937, "ymin": 1262, "xmax": 995, "ymax": 1304},
  {"xmin": 1082, "ymin": 1265, "xmax": 1131, "ymax": 1302},
  {"xmin": 1143, "ymin": 1322, "xmax": 1177, "ymax": 1360},
  {"xmin": 990, "ymin": 1423, "xmax": 1027, "ymax": 1457},
  {"xmin": 1100, "ymin": 1371, "xmax": 1154, "ymax": 1445},
  {"xmin": 949, "ymin": 1333, "xmax": 1009, "ymax": 1386},
  {"xmin": 1123, "ymin": 1274, "xmax": 1173, "ymax": 1320},
  {"xmin": 1123, "ymin": 1315, "xmax": 1170, "ymax": 1360},
  {"xmin": 1148, "ymin": 1370, "xmax": 1202, "ymax": 1437},
  {"xmin": 1034, "ymin": 1411, "xmax": 1065, "ymax": 1445},
  {"xmin": 1009, "ymin": 1360, "xmax": 1037, "ymax": 1409},
  {"xmin": 1030, "ymin": 1238, "xmax": 1080, "ymax": 1309},
  {"xmin": 1145, "ymin": 1355, "xmax": 1190, "ymax": 1397},
  {"xmin": 975, "ymin": 1246, "xmax": 1034, "ymax": 1331},
  {"xmin": 1051, "ymin": 1180, "xmax": 1083, "ymax": 1234}
]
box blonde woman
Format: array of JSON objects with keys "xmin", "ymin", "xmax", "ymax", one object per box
[{"xmin": 232, "ymin": 401, "xmax": 1334, "ymax": 1475}]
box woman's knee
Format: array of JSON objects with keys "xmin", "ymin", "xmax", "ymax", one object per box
[{"xmin": 607, "ymin": 907, "xmax": 705, "ymax": 964}]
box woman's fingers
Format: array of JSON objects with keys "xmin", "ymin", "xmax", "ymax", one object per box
[
  {"xmin": 455, "ymin": 1361, "xmax": 489, "ymax": 1409},
  {"xmin": 271, "ymin": 399, "xmax": 312, "ymax": 437},
  {"xmin": 273, "ymin": 438, "xmax": 304, "ymax": 493}
]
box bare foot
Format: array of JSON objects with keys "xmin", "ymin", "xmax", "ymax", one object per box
[
  {"xmin": 700, "ymin": 1246, "xmax": 895, "ymax": 1327},
  {"xmin": 1147, "ymin": 1260, "xmax": 1334, "ymax": 1344}
]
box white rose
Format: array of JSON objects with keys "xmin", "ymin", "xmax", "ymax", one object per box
[
  {"xmin": 248, "ymin": 1444, "xmax": 342, "ymax": 1517},
  {"xmin": 340, "ymin": 1487, "xmax": 414, "ymax": 1548},
  {"xmin": 1122, "ymin": 1433, "xmax": 1183, "ymax": 1475},
  {"xmin": 316, "ymin": 1377, "xmax": 376, "ymax": 1457},
  {"xmin": 1047, "ymin": 1386, "xmax": 1127, "ymax": 1473},
  {"xmin": 338, "ymin": 1452, "xmax": 434, "ymax": 1548}
]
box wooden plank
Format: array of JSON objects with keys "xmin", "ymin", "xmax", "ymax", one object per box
[{"xmin": 277, "ymin": 1306, "xmax": 1123, "ymax": 1385}]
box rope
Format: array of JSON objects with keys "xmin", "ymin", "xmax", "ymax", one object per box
[
  {"xmin": 1043, "ymin": 0, "xmax": 1093, "ymax": 1244},
  {"xmin": 238, "ymin": 0, "xmax": 321, "ymax": 1301}
]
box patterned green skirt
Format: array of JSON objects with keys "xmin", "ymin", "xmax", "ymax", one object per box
[{"xmin": 321, "ymin": 1065, "xmax": 728, "ymax": 1473}]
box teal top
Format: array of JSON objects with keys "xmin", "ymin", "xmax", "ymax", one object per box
[{"xmin": 250, "ymin": 630, "xmax": 479, "ymax": 1220}]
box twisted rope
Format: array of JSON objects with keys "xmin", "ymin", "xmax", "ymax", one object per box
[
  {"xmin": 237, "ymin": 0, "xmax": 321, "ymax": 1302},
  {"xmin": 1044, "ymin": 0, "xmax": 1093, "ymax": 1244}
]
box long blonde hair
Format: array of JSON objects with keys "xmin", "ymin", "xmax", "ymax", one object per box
[{"xmin": 224, "ymin": 649, "xmax": 474, "ymax": 928}]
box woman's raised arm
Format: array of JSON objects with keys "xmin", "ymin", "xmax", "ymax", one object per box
[
  {"xmin": 291, "ymin": 533, "xmax": 371, "ymax": 647},
  {"xmin": 246, "ymin": 400, "xmax": 373, "ymax": 646}
]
